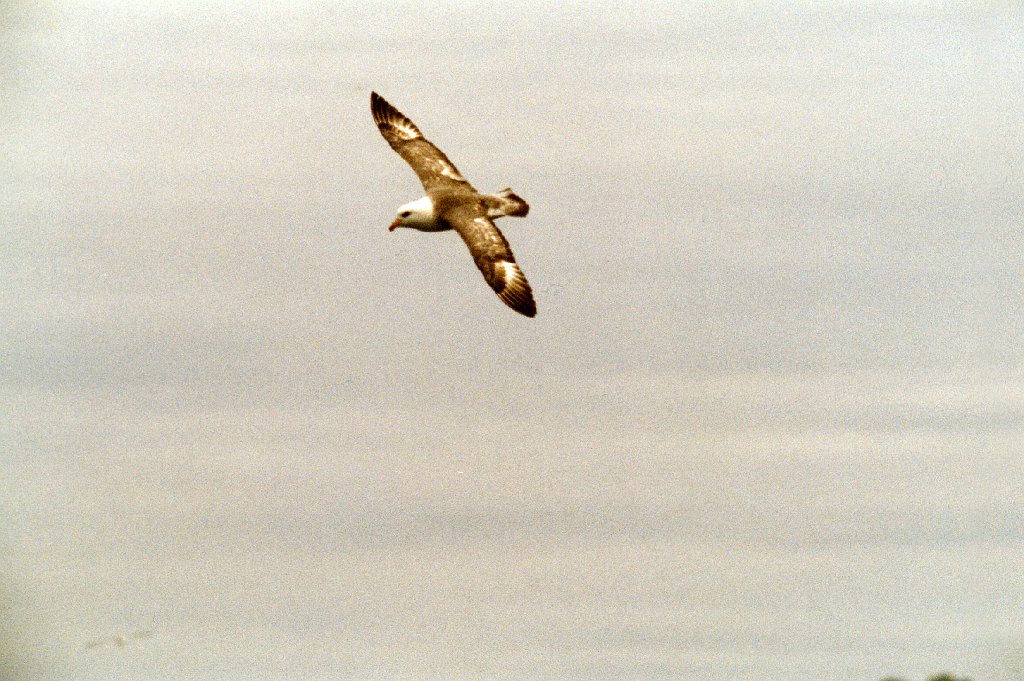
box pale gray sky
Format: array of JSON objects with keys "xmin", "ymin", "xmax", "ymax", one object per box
[{"xmin": 3, "ymin": 2, "xmax": 1024, "ymax": 680}]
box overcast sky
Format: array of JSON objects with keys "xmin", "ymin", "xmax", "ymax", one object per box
[{"xmin": 3, "ymin": 2, "xmax": 1024, "ymax": 680}]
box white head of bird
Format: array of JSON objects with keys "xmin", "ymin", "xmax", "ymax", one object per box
[{"xmin": 388, "ymin": 196, "xmax": 442, "ymax": 232}]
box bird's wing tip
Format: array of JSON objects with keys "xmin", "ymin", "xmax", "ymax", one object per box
[{"xmin": 494, "ymin": 261, "xmax": 537, "ymax": 317}]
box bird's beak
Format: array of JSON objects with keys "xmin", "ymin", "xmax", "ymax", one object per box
[{"xmin": 388, "ymin": 219, "xmax": 401, "ymax": 232}]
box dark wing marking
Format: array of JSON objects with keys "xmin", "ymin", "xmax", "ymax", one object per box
[
  {"xmin": 371, "ymin": 92, "xmax": 474, "ymax": 196},
  {"xmin": 446, "ymin": 205, "xmax": 536, "ymax": 317}
]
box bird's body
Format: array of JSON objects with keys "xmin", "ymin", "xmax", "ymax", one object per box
[{"xmin": 371, "ymin": 92, "xmax": 537, "ymax": 317}]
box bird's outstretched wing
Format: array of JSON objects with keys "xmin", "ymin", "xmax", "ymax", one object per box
[
  {"xmin": 445, "ymin": 205, "xmax": 536, "ymax": 317},
  {"xmin": 371, "ymin": 92, "xmax": 475, "ymax": 196}
]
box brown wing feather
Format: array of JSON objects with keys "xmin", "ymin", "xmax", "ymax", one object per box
[
  {"xmin": 445, "ymin": 205, "xmax": 536, "ymax": 317},
  {"xmin": 371, "ymin": 92, "xmax": 475, "ymax": 196}
]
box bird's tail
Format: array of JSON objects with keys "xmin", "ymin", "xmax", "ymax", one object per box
[{"xmin": 486, "ymin": 188, "xmax": 530, "ymax": 218}]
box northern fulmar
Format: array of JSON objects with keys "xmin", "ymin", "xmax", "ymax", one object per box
[{"xmin": 371, "ymin": 92, "xmax": 537, "ymax": 317}]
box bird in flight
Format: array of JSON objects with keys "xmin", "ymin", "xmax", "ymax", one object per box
[
  {"xmin": 85, "ymin": 629, "xmax": 155, "ymax": 650},
  {"xmin": 371, "ymin": 92, "xmax": 537, "ymax": 317}
]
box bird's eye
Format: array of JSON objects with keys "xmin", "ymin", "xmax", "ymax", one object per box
[{"xmin": 400, "ymin": 211, "xmax": 411, "ymax": 218}]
